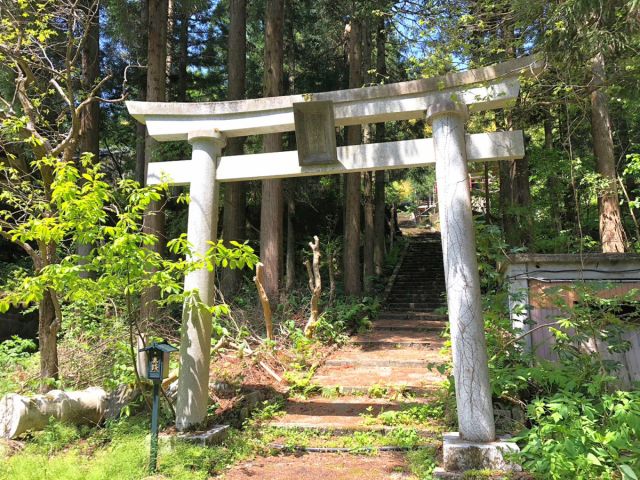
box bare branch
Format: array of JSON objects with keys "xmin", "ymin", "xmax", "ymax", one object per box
[{"xmin": 50, "ymin": 79, "xmax": 73, "ymax": 107}]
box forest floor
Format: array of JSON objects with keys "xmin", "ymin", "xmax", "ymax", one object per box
[{"xmin": 216, "ymin": 226, "xmax": 453, "ymax": 479}]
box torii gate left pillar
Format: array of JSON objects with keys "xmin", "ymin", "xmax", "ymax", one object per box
[{"xmin": 175, "ymin": 131, "xmax": 225, "ymax": 430}]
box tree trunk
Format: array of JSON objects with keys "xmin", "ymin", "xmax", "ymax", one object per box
[
  {"xmin": 78, "ymin": 1, "xmax": 100, "ymax": 278},
  {"xmin": 373, "ymin": 18, "xmax": 387, "ymax": 276},
  {"xmin": 260, "ymin": 0, "xmax": 285, "ymax": 302},
  {"xmin": 146, "ymin": 0, "xmax": 167, "ymax": 103},
  {"xmin": 545, "ymin": 112, "xmax": 563, "ymax": 236},
  {"xmin": 80, "ymin": 3, "xmax": 100, "ymax": 162},
  {"xmin": 165, "ymin": 0, "xmax": 174, "ymax": 90},
  {"xmin": 285, "ymin": 192, "xmax": 296, "ymax": 292},
  {"xmin": 363, "ymin": 171, "xmax": 374, "ymax": 291},
  {"xmin": 220, "ymin": 0, "xmax": 247, "ymax": 297},
  {"xmin": 515, "ymin": 147, "xmax": 533, "ymax": 246},
  {"xmin": 175, "ymin": 7, "xmax": 189, "ymax": 102},
  {"xmin": 344, "ymin": 18, "xmax": 362, "ymax": 296},
  {"xmin": 499, "ymin": 111, "xmax": 532, "ymax": 247},
  {"xmin": 253, "ymin": 263, "xmax": 273, "ymax": 340},
  {"xmin": 38, "ymin": 290, "xmax": 59, "ymax": 391},
  {"xmin": 135, "ymin": 0, "xmax": 148, "ymax": 185},
  {"xmin": 303, "ymin": 236, "xmax": 322, "ymax": 338},
  {"xmin": 483, "ymin": 162, "xmax": 490, "ymax": 221},
  {"xmin": 140, "ymin": 0, "xmax": 168, "ymax": 330},
  {"xmin": 374, "ymin": 169, "xmax": 385, "ymax": 275},
  {"xmin": 590, "ymin": 52, "xmax": 626, "ymax": 252},
  {"xmin": 361, "ymin": 19, "xmax": 374, "ymax": 292}
]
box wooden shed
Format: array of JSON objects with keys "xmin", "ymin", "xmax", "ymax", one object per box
[{"xmin": 502, "ymin": 253, "xmax": 640, "ymax": 385}]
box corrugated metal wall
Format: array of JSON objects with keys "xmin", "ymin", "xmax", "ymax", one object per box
[{"xmin": 528, "ymin": 280, "xmax": 640, "ymax": 385}]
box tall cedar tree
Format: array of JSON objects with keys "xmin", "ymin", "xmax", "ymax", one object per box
[
  {"xmin": 591, "ymin": 52, "xmax": 626, "ymax": 252},
  {"xmin": 221, "ymin": 0, "xmax": 248, "ymax": 296},
  {"xmin": 373, "ymin": 16, "xmax": 387, "ymax": 275},
  {"xmin": 362, "ymin": 17, "xmax": 375, "ymax": 292},
  {"xmin": 260, "ymin": 0, "xmax": 285, "ymax": 302},
  {"xmin": 140, "ymin": 0, "xmax": 169, "ymax": 327},
  {"xmin": 344, "ymin": 17, "xmax": 362, "ymax": 296},
  {"xmin": 78, "ymin": 0, "xmax": 100, "ymax": 278}
]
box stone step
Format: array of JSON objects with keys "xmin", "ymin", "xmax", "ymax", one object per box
[
  {"xmin": 373, "ymin": 319, "xmax": 447, "ymax": 331},
  {"xmin": 393, "ymin": 275, "xmax": 444, "ymax": 280},
  {"xmin": 267, "ymin": 396, "xmax": 439, "ymax": 435},
  {"xmin": 387, "ymin": 294, "xmax": 444, "ymax": 301},
  {"xmin": 351, "ymin": 330, "xmax": 444, "ymax": 347},
  {"xmin": 396, "ymin": 266, "xmax": 443, "ymax": 270},
  {"xmin": 386, "ymin": 303, "xmax": 445, "ymax": 311},
  {"xmin": 377, "ymin": 311, "xmax": 447, "ymax": 320},
  {"xmin": 391, "ymin": 279, "xmax": 445, "ymax": 285},
  {"xmin": 325, "ymin": 345, "xmax": 444, "ymax": 368},
  {"xmin": 313, "ymin": 364, "xmax": 443, "ymax": 395}
]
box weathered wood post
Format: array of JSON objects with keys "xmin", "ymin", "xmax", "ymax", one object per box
[
  {"xmin": 427, "ymin": 101, "xmax": 495, "ymax": 443},
  {"xmin": 175, "ymin": 131, "xmax": 225, "ymax": 431}
]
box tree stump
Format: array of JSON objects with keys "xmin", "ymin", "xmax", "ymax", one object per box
[{"xmin": 254, "ymin": 262, "xmax": 273, "ymax": 340}]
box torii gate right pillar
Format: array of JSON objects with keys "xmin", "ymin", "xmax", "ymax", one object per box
[{"xmin": 428, "ymin": 101, "xmax": 518, "ymax": 473}]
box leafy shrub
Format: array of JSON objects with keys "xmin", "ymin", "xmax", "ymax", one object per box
[
  {"xmin": 516, "ymin": 390, "xmax": 640, "ymax": 479},
  {"xmin": 375, "ymin": 402, "xmax": 444, "ymax": 426},
  {"xmin": 314, "ymin": 296, "xmax": 379, "ymax": 345},
  {"xmin": 0, "ymin": 336, "xmax": 37, "ymax": 361},
  {"xmin": 474, "ymin": 218, "xmax": 640, "ymax": 479},
  {"xmin": 0, "ymin": 336, "xmax": 39, "ymax": 396}
]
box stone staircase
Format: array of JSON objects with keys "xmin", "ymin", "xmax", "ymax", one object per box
[
  {"xmin": 225, "ymin": 229, "xmax": 447, "ymax": 480},
  {"xmin": 223, "ymin": 231, "xmax": 450, "ymax": 478}
]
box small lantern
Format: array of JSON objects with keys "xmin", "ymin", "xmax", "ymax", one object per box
[
  {"xmin": 139, "ymin": 341, "xmax": 178, "ymax": 381},
  {"xmin": 140, "ymin": 340, "xmax": 178, "ymax": 474}
]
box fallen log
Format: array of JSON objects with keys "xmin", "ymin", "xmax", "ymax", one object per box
[{"xmin": 0, "ymin": 387, "xmax": 107, "ymax": 439}]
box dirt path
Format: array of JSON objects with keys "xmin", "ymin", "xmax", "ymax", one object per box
[
  {"xmin": 222, "ymin": 452, "xmax": 418, "ymax": 480},
  {"xmin": 219, "ymin": 229, "xmax": 450, "ymax": 479}
]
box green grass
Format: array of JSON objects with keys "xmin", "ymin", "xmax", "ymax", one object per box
[
  {"xmin": 360, "ymin": 402, "xmax": 445, "ymax": 430},
  {"xmin": 260, "ymin": 425, "xmax": 436, "ymax": 451},
  {"xmin": 406, "ymin": 447, "xmax": 438, "ymax": 479},
  {"xmin": 0, "ymin": 416, "xmax": 260, "ymax": 480}
]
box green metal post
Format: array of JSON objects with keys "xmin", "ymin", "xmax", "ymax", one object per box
[{"xmin": 149, "ymin": 381, "xmax": 160, "ymax": 474}]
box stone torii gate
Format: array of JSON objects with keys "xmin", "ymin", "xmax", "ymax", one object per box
[{"xmin": 127, "ymin": 56, "xmax": 541, "ymax": 470}]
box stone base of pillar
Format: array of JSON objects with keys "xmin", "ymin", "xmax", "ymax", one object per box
[{"xmin": 433, "ymin": 432, "xmax": 521, "ymax": 477}]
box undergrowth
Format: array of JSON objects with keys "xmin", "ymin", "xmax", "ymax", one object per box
[{"xmin": 476, "ymin": 221, "xmax": 640, "ymax": 479}]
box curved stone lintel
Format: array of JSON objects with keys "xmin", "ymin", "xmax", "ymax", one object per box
[{"xmin": 426, "ymin": 101, "xmax": 469, "ymax": 125}]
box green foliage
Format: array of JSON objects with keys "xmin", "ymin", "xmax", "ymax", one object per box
[
  {"xmin": 516, "ymin": 390, "xmax": 640, "ymax": 479},
  {"xmin": 0, "ymin": 336, "xmax": 39, "ymax": 396},
  {"xmin": 474, "ymin": 217, "xmax": 640, "ymax": 478},
  {"xmin": 315, "ymin": 296, "xmax": 379, "ymax": 345},
  {"xmin": 59, "ymin": 311, "xmax": 137, "ymax": 391},
  {"xmin": 0, "ymin": 336, "xmax": 36, "ymax": 361},
  {"xmin": 247, "ymin": 399, "xmax": 285, "ymax": 423},
  {"xmin": 0, "ymin": 157, "xmax": 258, "ymax": 389},
  {"xmin": 370, "ymin": 402, "xmax": 445, "ymax": 427},
  {"xmin": 283, "ymin": 367, "xmax": 320, "ymax": 398},
  {"xmin": 29, "ymin": 420, "xmax": 84, "ymax": 456},
  {"xmin": 367, "ymin": 384, "xmax": 388, "ymax": 399},
  {"xmin": 406, "ymin": 447, "xmax": 438, "ymax": 480},
  {"xmin": 0, "ymin": 415, "xmax": 261, "ymax": 480},
  {"xmin": 474, "ymin": 221, "xmax": 510, "ymax": 292}
]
